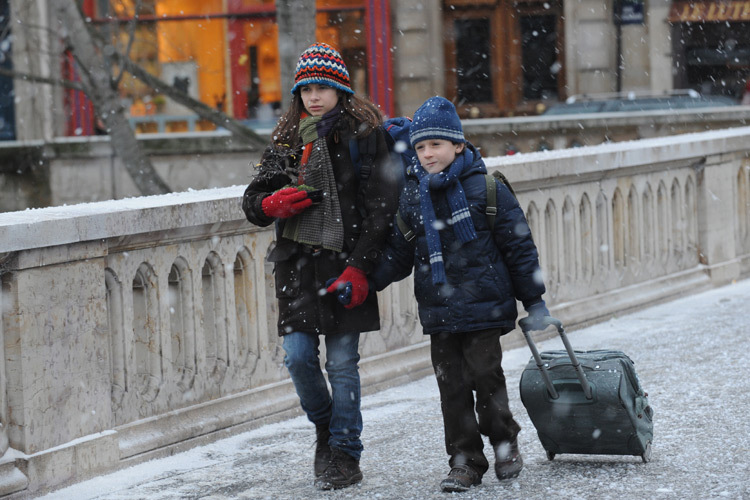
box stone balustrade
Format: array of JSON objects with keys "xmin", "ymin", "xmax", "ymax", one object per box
[
  {"xmin": 485, "ymin": 127, "xmax": 749, "ymax": 326},
  {"xmin": 4, "ymin": 106, "xmax": 750, "ymax": 214},
  {"xmin": 464, "ymin": 105, "xmax": 750, "ymax": 157},
  {"xmin": 0, "ymin": 127, "xmax": 748, "ymax": 496}
]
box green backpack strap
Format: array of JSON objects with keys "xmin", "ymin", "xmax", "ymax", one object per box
[
  {"xmin": 486, "ymin": 170, "xmax": 517, "ymax": 229},
  {"xmin": 485, "ymin": 174, "xmax": 498, "ymax": 229},
  {"xmin": 396, "ymin": 211, "xmax": 416, "ymax": 243},
  {"xmin": 492, "ymin": 170, "xmax": 516, "ymax": 198}
]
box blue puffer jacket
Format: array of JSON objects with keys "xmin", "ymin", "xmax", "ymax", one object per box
[{"xmin": 371, "ymin": 143, "xmax": 547, "ymax": 336}]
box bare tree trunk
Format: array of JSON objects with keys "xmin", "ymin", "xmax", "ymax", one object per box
[
  {"xmin": 54, "ymin": 0, "xmax": 170, "ymax": 196},
  {"xmin": 276, "ymin": 0, "xmax": 316, "ymax": 109}
]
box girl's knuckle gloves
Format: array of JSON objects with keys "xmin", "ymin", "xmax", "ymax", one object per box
[
  {"xmin": 261, "ymin": 187, "xmax": 313, "ymax": 218},
  {"xmin": 326, "ymin": 266, "xmax": 368, "ymax": 309}
]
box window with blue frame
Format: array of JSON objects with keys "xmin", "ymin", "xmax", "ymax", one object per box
[{"xmin": 0, "ymin": 0, "xmax": 16, "ymax": 141}]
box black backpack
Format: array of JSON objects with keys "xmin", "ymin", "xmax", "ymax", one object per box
[
  {"xmin": 349, "ymin": 116, "xmax": 414, "ymax": 188},
  {"xmin": 349, "ymin": 116, "xmax": 415, "ymax": 217}
]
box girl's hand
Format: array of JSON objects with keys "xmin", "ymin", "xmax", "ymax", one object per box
[
  {"xmin": 326, "ymin": 267, "xmax": 368, "ymax": 309},
  {"xmin": 261, "ymin": 187, "xmax": 312, "ymax": 218}
]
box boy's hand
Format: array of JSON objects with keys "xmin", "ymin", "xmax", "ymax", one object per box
[
  {"xmin": 519, "ymin": 315, "xmax": 560, "ymax": 332},
  {"xmin": 261, "ymin": 187, "xmax": 312, "ymax": 218},
  {"xmin": 326, "ymin": 267, "xmax": 368, "ymax": 309},
  {"xmin": 519, "ymin": 302, "xmax": 556, "ymax": 332}
]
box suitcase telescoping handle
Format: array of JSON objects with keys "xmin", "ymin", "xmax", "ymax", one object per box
[{"xmin": 519, "ymin": 317, "xmax": 593, "ymax": 400}]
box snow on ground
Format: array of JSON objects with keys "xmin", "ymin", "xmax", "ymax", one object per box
[{"xmin": 38, "ymin": 279, "xmax": 750, "ymax": 499}]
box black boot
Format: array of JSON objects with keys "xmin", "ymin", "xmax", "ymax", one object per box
[
  {"xmin": 494, "ymin": 438, "xmax": 523, "ymax": 480},
  {"xmin": 314, "ymin": 423, "xmax": 332, "ymax": 478},
  {"xmin": 314, "ymin": 447, "xmax": 363, "ymax": 490},
  {"xmin": 440, "ymin": 464, "xmax": 481, "ymax": 492}
]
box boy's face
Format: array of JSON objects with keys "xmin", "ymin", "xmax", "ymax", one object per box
[
  {"xmin": 414, "ymin": 139, "xmax": 464, "ymax": 174},
  {"xmin": 300, "ymin": 84, "xmax": 339, "ymax": 117}
]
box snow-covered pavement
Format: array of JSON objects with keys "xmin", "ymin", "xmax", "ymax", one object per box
[{"xmin": 38, "ymin": 280, "xmax": 750, "ymax": 500}]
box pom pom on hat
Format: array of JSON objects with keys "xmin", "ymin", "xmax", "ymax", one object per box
[
  {"xmin": 291, "ymin": 43, "xmax": 354, "ymax": 96},
  {"xmin": 409, "ymin": 96, "xmax": 465, "ymax": 147}
]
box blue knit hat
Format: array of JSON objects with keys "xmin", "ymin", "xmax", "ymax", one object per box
[
  {"xmin": 291, "ymin": 43, "xmax": 354, "ymax": 96},
  {"xmin": 409, "ymin": 96, "xmax": 465, "ymax": 147}
]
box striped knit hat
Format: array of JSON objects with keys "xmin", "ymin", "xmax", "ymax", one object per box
[
  {"xmin": 291, "ymin": 43, "xmax": 354, "ymax": 96},
  {"xmin": 409, "ymin": 96, "xmax": 465, "ymax": 147}
]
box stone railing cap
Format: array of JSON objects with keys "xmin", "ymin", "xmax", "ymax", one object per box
[{"xmin": 0, "ymin": 185, "xmax": 247, "ymax": 254}]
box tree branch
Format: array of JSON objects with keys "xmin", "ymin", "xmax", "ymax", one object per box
[
  {"xmin": 0, "ymin": 66, "xmax": 87, "ymax": 91},
  {"xmin": 80, "ymin": 15, "xmax": 267, "ymax": 147},
  {"xmin": 55, "ymin": 0, "xmax": 170, "ymax": 196},
  {"xmin": 110, "ymin": 50, "xmax": 268, "ymax": 148}
]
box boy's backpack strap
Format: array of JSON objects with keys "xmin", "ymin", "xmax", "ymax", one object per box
[
  {"xmin": 485, "ymin": 170, "xmax": 517, "ymax": 229},
  {"xmin": 396, "ymin": 211, "xmax": 416, "ymax": 243},
  {"xmin": 485, "ymin": 174, "xmax": 498, "ymax": 229},
  {"xmin": 492, "ymin": 169, "xmax": 516, "ymax": 198}
]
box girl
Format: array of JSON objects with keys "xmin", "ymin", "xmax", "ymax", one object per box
[{"xmin": 242, "ymin": 43, "xmax": 398, "ymax": 490}]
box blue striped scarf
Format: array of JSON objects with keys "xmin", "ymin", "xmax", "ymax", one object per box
[{"xmin": 412, "ymin": 149, "xmax": 477, "ymax": 284}]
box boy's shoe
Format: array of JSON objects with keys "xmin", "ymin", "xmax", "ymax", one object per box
[
  {"xmin": 314, "ymin": 423, "xmax": 332, "ymax": 477},
  {"xmin": 439, "ymin": 464, "xmax": 481, "ymax": 492},
  {"xmin": 314, "ymin": 448, "xmax": 363, "ymax": 490},
  {"xmin": 494, "ymin": 439, "xmax": 523, "ymax": 480}
]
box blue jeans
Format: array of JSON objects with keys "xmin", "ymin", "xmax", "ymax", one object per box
[{"xmin": 283, "ymin": 331, "xmax": 363, "ymax": 459}]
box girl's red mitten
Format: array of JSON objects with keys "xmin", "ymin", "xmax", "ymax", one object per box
[
  {"xmin": 326, "ymin": 266, "xmax": 368, "ymax": 309},
  {"xmin": 261, "ymin": 187, "xmax": 312, "ymax": 218}
]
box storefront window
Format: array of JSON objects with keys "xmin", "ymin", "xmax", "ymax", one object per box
[
  {"xmin": 82, "ymin": 0, "xmax": 369, "ymax": 135},
  {"xmin": 677, "ymin": 22, "xmax": 750, "ymax": 99},
  {"xmin": 454, "ymin": 18, "xmax": 492, "ymax": 103},
  {"xmin": 238, "ymin": 6, "xmax": 367, "ymax": 125},
  {"xmin": 444, "ymin": 0, "xmax": 563, "ymax": 117},
  {"xmin": 521, "ymin": 15, "xmax": 558, "ymax": 101},
  {"xmin": 317, "ymin": 8, "xmax": 368, "ymax": 96}
]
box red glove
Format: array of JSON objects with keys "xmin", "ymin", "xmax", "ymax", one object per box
[
  {"xmin": 261, "ymin": 187, "xmax": 312, "ymax": 219},
  {"xmin": 326, "ymin": 266, "xmax": 368, "ymax": 309}
]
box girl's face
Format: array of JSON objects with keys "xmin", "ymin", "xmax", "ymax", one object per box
[
  {"xmin": 415, "ymin": 139, "xmax": 465, "ymax": 174},
  {"xmin": 300, "ymin": 84, "xmax": 339, "ymax": 117}
]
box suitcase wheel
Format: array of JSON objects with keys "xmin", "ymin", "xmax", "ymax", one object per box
[
  {"xmin": 546, "ymin": 450, "xmax": 556, "ymax": 461},
  {"xmin": 641, "ymin": 442, "xmax": 652, "ymax": 463}
]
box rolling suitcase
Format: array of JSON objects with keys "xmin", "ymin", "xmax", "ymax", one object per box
[{"xmin": 518, "ymin": 317, "xmax": 654, "ymax": 462}]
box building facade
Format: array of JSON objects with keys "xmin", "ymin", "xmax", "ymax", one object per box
[
  {"xmin": 2, "ymin": 0, "xmax": 749, "ymax": 142},
  {"xmin": 669, "ymin": 0, "xmax": 750, "ymax": 97}
]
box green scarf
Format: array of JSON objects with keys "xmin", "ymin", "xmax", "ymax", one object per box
[{"xmin": 281, "ymin": 113, "xmax": 345, "ymax": 251}]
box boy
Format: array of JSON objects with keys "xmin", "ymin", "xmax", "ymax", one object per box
[{"xmin": 370, "ymin": 96, "xmax": 554, "ymax": 492}]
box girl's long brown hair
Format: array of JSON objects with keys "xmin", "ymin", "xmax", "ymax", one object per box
[{"xmin": 271, "ymin": 90, "xmax": 383, "ymax": 147}]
